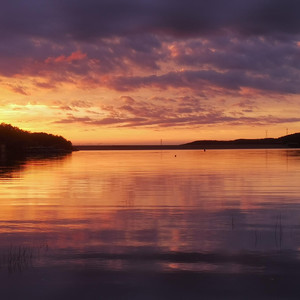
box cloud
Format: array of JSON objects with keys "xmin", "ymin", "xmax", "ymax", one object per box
[
  {"xmin": 54, "ymin": 116, "xmax": 147, "ymax": 126},
  {"xmin": 45, "ymin": 51, "xmax": 87, "ymax": 63},
  {"xmin": 167, "ymin": 35, "xmax": 300, "ymax": 73},
  {"xmin": 107, "ymin": 68, "xmax": 300, "ymax": 94},
  {"xmin": 52, "ymin": 95, "xmax": 300, "ymax": 129},
  {"xmin": 1, "ymin": 0, "xmax": 300, "ymax": 139},
  {"xmin": 54, "ymin": 116, "xmax": 93, "ymax": 124},
  {"xmin": 5, "ymin": 84, "xmax": 29, "ymax": 95},
  {"xmin": 1, "ymin": 34, "xmax": 298, "ymax": 97},
  {"xmin": 70, "ymin": 100, "xmax": 93, "ymax": 108},
  {"xmin": 0, "ymin": 1, "xmax": 299, "ymax": 96},
  {"xmin": 1, "ymin": 0, "xmax": 300, "ymax": 42},
  {"xmin": 0, "ymin": 34, "xmax": 165, "ymax": 87},
  {"xmin": 54, "ymin": 111, "xmax": 300, "ymax": 129},
  {"xmin": 120, "ymin": 96, "xmax": 136, "ymax": 105}
]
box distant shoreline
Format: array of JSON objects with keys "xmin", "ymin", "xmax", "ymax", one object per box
[
  {"xmin": 75, "ymin": 133, "xmax": 300, "ymax": 151},
  {"xmin": 74, "ymin": 144, "xmax": 295, "ymax": 151}
]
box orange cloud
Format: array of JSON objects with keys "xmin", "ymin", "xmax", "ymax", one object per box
[{"xmin": 45, "ymin": 51, "xmax": 87, "ymax": 64}]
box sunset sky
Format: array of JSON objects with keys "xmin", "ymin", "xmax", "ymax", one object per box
[{"xmin": 0, "ymin": 0, "xmax": 300, "ymax": 144}]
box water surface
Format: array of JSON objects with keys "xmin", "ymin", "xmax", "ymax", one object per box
[{"xmin": 1, "ymin": 149, "xmax": 300, "ymax": 299}]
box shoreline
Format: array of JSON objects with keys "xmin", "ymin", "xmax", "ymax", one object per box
[{"xmin": 74, "ymin": 144, "xmax": 297, "ymax": 151}]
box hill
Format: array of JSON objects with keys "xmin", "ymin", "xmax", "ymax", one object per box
[
  {"xmin": 181, "ymin": 133, "xmax": 300, "ymax": 149},
  {"xmin": 0, "ymin": 123, "xmax": 73, "ymax": 155}
]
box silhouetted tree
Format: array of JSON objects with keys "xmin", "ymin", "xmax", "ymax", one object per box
[{"xmin": 0, "ymin": 123, "xmax": 73, "ymax": 154}]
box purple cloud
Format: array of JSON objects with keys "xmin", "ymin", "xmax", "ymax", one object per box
[
  {"xmin": 2, "ymin": 0, "xmax": 300, "ymax": 39},
  {"xmin": 107, "ymin": 68, "xmax": 300, "ymax": 94},
  {"xmin": 0, "ymin": 0, "xmax": 300, "ymax": 99}
]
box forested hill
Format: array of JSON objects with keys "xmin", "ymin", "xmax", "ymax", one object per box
[
  {"xmin": 182, "ymin": 133, "xmax": 300, "ymax": 149},
  {"xmin": 0, "ymin": 123, "xmax": 73, "ymax": 154}
]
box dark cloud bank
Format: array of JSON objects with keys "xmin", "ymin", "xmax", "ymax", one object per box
[{"xmin": 1, "ymin": 0, "xmax": 300, "ymax": 39}]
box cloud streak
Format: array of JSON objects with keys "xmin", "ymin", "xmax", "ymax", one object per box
[
  {"xmin": 107, "ymin": 67, "xmax": 300, "ymax": 94},
  {"xmin": 52, "ymin": 95, "xmax": 300, "ymax": 130}
]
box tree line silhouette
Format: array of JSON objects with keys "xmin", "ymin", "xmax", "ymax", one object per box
[{"xmin": 0, "ymin": 123, "xmax": 73, "ymax": 154}]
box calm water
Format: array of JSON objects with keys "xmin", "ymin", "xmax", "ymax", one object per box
[{"xmin": 1, "ymin": 149, "xmax": 300, "ymax": 299}]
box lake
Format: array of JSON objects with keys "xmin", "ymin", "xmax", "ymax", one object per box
[{"xmin": 1, "ymin": 149, "xmax": 300, "ymax": 299}]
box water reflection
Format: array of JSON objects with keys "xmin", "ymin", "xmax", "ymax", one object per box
[
  {"xmin": 0, "ymin": 153, "xmax": 71, "ymax": 179},
  {"xmin": 1, "ymin": 149, "xmax": 300, "ymax": 299}
]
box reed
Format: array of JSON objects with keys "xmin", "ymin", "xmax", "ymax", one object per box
[{"xmin": 0, "ymin": 243, "xmax": 48, "ymax": 273}]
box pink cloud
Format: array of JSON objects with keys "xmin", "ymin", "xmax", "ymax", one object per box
[
  {"xmin": 45, "ymin": 51, "xmax": 87, "ymax": 64},
  {"xmin": 4, "ymin": 84, "xmax": 29, "ymax": 95}
]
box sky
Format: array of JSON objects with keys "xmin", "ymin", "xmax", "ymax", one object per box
[{"xmin": 0, "ymin": 0, "xmax": 300, "ymax": 144}]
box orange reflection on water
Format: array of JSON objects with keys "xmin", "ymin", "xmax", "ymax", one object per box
[{"xmin": 0, "ymin": 149, "xmax": 300, "ymax": 257}]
